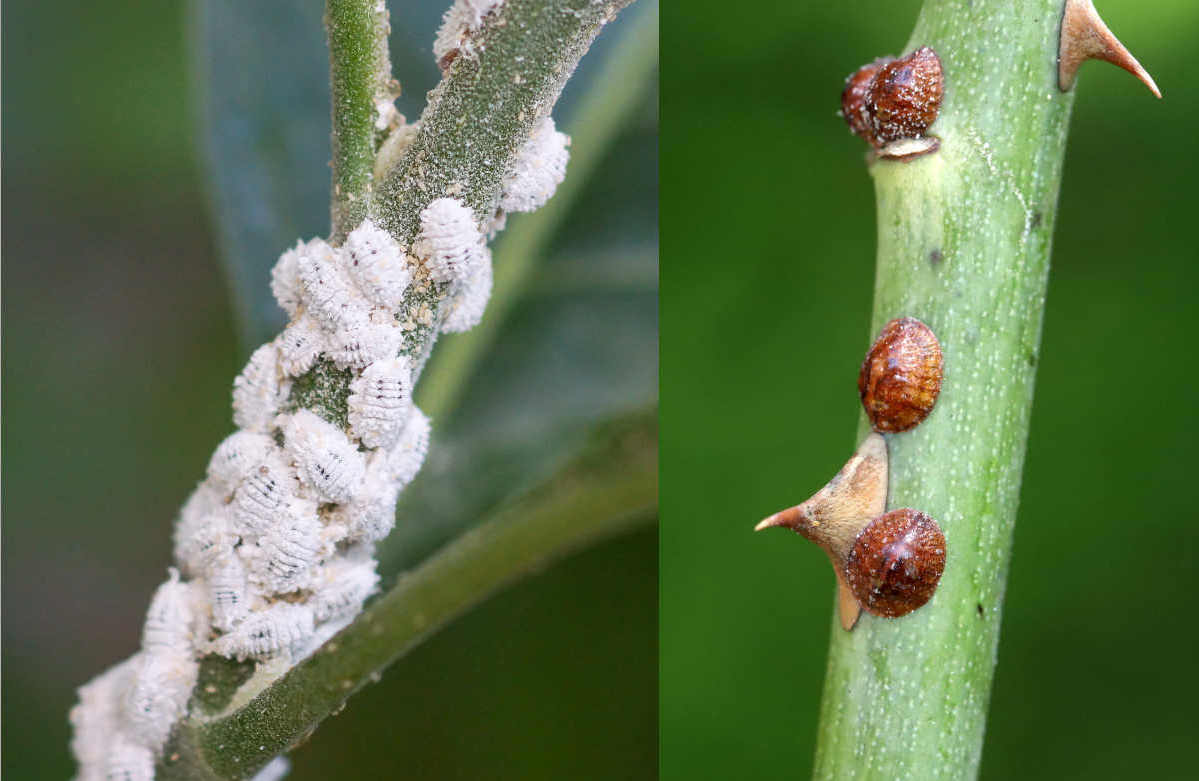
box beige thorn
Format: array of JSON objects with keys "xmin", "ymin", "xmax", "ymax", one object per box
[{"xmin": 1059, "ymin": 0, "xmax": 1161, "ymax": 97}]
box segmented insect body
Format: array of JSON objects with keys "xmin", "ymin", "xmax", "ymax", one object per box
[
  {"xmin": 270, "ymin": 240, "xmax": 305, "ymax": 318},
  {"xmin": 231, "ymin": 343, "xmax": 285, "ymax": 432},
  {"xmin": 282, "ymin": 410, "xmax": 366, "ymax": 503},
  {"xmin": 104, "ymin": 738, "xmax": 155, "ymax": 781},
  {"xmin": 382, "ymin": 408, "xmax": 432, "ymax": 489},
  {"xmin": 326, "ymin": 316, "xmax": 404, "ymax": 370},
  {"xmin": 207, "ymin": 430, "xmax": 275, "ymax": 495},
  {"xmin": 275, "ymin": 315, "xmax": 326, "ymax": 377},
  {"xmin": 123, "ymin": 651, "xmax": 198, "ymax": 748},
  {"xmin": 252, "ymin": 512, "xmax": 323, "ymax": 594},
  {"xmin": 175, "ymin": 511, "xmax": 235, "ymax": 577},
  {"xmin": 348, "ymin": 356, "xmax": 414, "ymax": 448},
  {"xmin": 337, "ymin": 481, "xmax": 401, "ymax": 543},
  {"xmin": 232, "ymin": 452, "xmax": 298, "ymax": 537},
  {"xmin": 209, "ymin": 553, "xmax": 250, "ymax": 632},
  {"xmin": 141, "ymin": 569, "xmax": 195, "ymax": 653},
  {"xmin": 311, "ymin": 557, "xmax": 381, "ymax": 623},
  {"xmin": 440, "ymin": 248, "xmax": 493, "ymax": 334},
  {"xmin": 70, "ymin": 657, "xmax": 137, "ymax": 776},
  {"xmin": 499, "ymin": 117, "xmax": 570, "ymax": 213},
  {"xmin": 173, "ymin": 484, "xmax": 224, "ymax": 575},
  {"xmin": 213, "ymin": 603, "xmax": 315, "ymax": 660},
  {"xmin": 344, "ymin": 219, "xmax": 412, "ymax": 309},
  {"xmin": 297, "ymin": 237, "xmax": 369, "ymax": 331},
  {"xmin": 414, "ymin": 198, "xmax": 486, "ymax": 284}
]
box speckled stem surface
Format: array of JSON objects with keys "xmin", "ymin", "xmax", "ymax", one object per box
[{"xmin": 814, "ymin": 2, "xmax": 1074, "ymax": 779}]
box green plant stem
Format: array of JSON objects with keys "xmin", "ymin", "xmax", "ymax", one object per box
[
  {"xmin": 159, "ymin": 413, "xmax": 657, "ymax": 780},
  {"xmin": 814, "ymin": 1, "xmax": 1075, "ymax": 778},
  {"xmin": 420, "ymin": 1, "xmax": 659, "ymax": 420},
  {"xmin": 326, "ymin": 0, "xmax": 394, "ymax": 242}
]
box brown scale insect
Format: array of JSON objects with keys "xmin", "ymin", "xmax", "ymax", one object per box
[
  {"xmin": 841, "ymin": 47, "xmax": 944, "ymax": 157},
  {"xmin": 845, "ymin": 508, "xmax": 946, "ymax": 619},
  {"xmin": 859, "ymin": 317, "xmax": 943, "ymax": 433}
]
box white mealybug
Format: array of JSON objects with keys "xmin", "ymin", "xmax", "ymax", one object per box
[
  {"xmin": 499, "ymin": 117, "xmax": 570, "ymax": 213},
  {"xmin": 207, "ymin": 430, "xmax": 276, "ymax": 495},
  {"xmin": 344, "ymin": 219, "xmax": 412, "ymax": 309},
  {"xmin": 312, "ymin": 557, "xmax": 380, "ymax": 623},
  {"xmin": 70, "ymin": 657, "xmax": 138, "ymax": 778},
  {"xmin": 347, "ymin": 356, "xmax": 414, "ymax": 448},
  {"xmin": 440, "ymin": 246, "xmax": 493, "ymax": 334},
  {"xmin": 251, "ymin": 512, "xmax": 323, "ymax": 594},
  {"xmin": 326, "ymin": 314, "xmax": 403, "ymax": 370},
  {"xmin": 274, "ymin": 315, "xmax": 326, "ymax": 377},
  {"xmin": 212, "ymin": 603, "xmax": 315, "ymax": 661},
  {"xmin": 381, "ymin": 407, "xmax": 431, "ymax": 489},
  {"xmin": 232, "ymin": 451, "xmax": 300, "ymax": 537},
  {"xmin": 335, "ymin": 480, "xmax": 400, "ymax": 544},
  {"xmin": 209, "ymin": 553, "xmax": 251, "ymax": 632},
  {"xmin": 141, "ymin": 568, "xmax": 196, "ymax": 654},
  {"xmin": 232, "ymin": 343, "xmax": 286, "ymax": 432},
  {"xmin": 104, "ymin": 738, "xmax": 155, "ymax": 781},
  {"xmin": 433, "ymin": 0, "xmax": 504, "ymax": 68},
  {"xmin": 270, "ymin": 240, "xmax": 305, "ymax": 318},
  {"xmin": 414, "ymin": 197, "xmax": 485, "ymax": 284},
  {"xmin": 175, "ymin": 510, "xmax": 235, "ymax": 577},
  {"xmin": 297, "ymin": 237, "xmax": 369, "ymax": 331},
  {"xmin": 281, "ymin": 410, "xmax": 366, "ymax": 503},
  {"xmin": 123, "ymin": 651, "xmax": 199, "ymax": 749},
  {"xmin": 173, "ymin": 483, "xmax": 223, "ymax": 576}
]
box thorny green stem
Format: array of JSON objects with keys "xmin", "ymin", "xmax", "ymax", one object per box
[
  {"xmin": 326, "ymin": 0, "xmax": 395, "ymax": 242},
  {"xmin": 158, "ymin": 413, "xmax": 656, "ymax": 780},
  {"xmin": 813, "ymin": 1, "xmax": 1078, "ymax": 778},
  {"xmin": 420, "ymin": 1, "xmax": 659, "ymax": 420}
]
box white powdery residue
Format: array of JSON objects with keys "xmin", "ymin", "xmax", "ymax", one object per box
[
  {"xmin": 70, "ymin": 657, "xmax": 138, "ymax": 780},
  {"xmin": 232, "ymin": 343, "xmax": 286, "ymax": 432},
  {"xmin": 344, "ymin": 219, "xmax": 412, "ymax": 309},
  {"xmin": 281, "ymin": 409, "xmax": 366, "ymax": 503},
  {"xmin": 311, "ymin": 556, "xmax": 381, "ymax": 623},
  {"xmin": 326, "ymin": 310, "xmax": 404, "ymax": 370},
  {"xmin": 249, "ymin": 511, "xmax": 323, "ymax": 595},
  {"xmin": 207, "ymin": 431, "xmax": 276, "ymax": 495},
  {"xmin": 440, "ymin": 247, "xmax": 493, "ymax": 334},
  {"xmin": 373, "ymin": 121, "xmax": 420, "ymax": 182},
  {"xmin": 105, "ymin": 737, "xmax": 155, "ymax": 781},
  {"xmin": 499, "ymin": 117, "xmax": 570, "ymax": 213},
  {"xmin": 275, "ymin": 315, "xmax": 326, "ymax": 377},
  {"xmin": 212, "ymin": 602, "xmax": 316, "ymax": 661},
  {"xmin": 123, "ymin": 650, "xmax": 199, "ymax": 749},
  {"xmin": 414, "ymin": 197, "xmax": 486, "ymax": 284},
  {"xmin": 297, "ymin": 237, "xmax": 371, "ymax": 331},
  {"xmin": 433, "ymin": 0, "xmax": 505, "ymax": 68},
  {"xmin": 250, "ymin": 756, "xmax": 292, "ymax": 781},
  {"xmin": 270, "ymin": 241, "xmax": 305, "ymax": 318},
  {"xmin": 347, "ymin": 356, "xmax": 414, "ymax": 449}
]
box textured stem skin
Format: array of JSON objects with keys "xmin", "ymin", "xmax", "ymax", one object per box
[
  {"xmin": 326, "ymin": 0, "xmax": 393, "ymax": 241},
  {"xmin": 814, "ymin": 2, "xmax": 1074, "ymax": 778},
  {"xmin": 159, "ymin": 414, "xmax": 657, "ymax": 780}
]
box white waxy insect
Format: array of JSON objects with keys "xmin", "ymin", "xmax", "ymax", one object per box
[
  {"xmin": 414, "ymin": 197, "xmax": 485, "ymax": 285},
  {"xmin": 381, "ymin": 407, "xmax": 431, "ymax": 489},
  {"xmin": 312, "ymin": 557, "xmax": 380, "ymax": 623},
  {"xmin": 209, "ymin": 552, "xmax": 251, "ymax": 632},
  {"xmin": 347, "ymin": 356, "xmax": 414, "ymax": 448},
  {"xmin": 251, "ymin": 512, "xmax": 323, "ymax": 594},
  {"xmin": 123, "ymin": 650, "xmax": 199, "ymax": 748},
  {"xmin": 326, "ymin": 315, "xmax": 403, "ymax": 370},
  {"xmin": 271, "ymin": 240, "xmax": 305, "ymax": 318},
  {"xmin": 344, "ymin": 219, "xmax": 413, "ymax": 309},
  {"xmin": 70, "ymin": 657, "xmax": 138, "ymax": 777},
  {"xmin": 282, "ymin": 410, "xmax": 366, "ymax": 503},
  {"xmin": 232, "ymin": 451, "xmax": 301, "ymax": 537},
  {"xmin": 274, "ymin": 315, "xmax": 326, "ymax": 377},
  {"xmin": 440, "ymin": 247, "xmax": 493, "ymax": 334},
  {"xmin": 232, "ymin": 343, "xmax": 286, "ymax": 432},
  {"xmin": 207, "ymin": 430, "xmax": 276, "ymax": 495},
  {"xmin": 212, "ymin": 602, "xmax": 315, "ymax": 661},
  {"xmin": 297, "ymin": 237, "xmax": 370, "ymax": 331},
  {"xmin": 499, "ymin": 116, "xmax": 570, "ymax": 213},
  {"xmin": 172, "ymin": 482, "xmax": 223, "ymax": 573},
  {"xmin": 433, "ymin": 0, "xmax": 504, "ymax": 67},
  {"xmin": 335, "ymin": 480, "xmax": 400, "ymax": 543},
  {"xmin": 104, "ymin": 738, "xmax": 155, "ymax": 781},
  {"xmin": 142, "ymin": 568, "xmax": 196, "ymax": 654},
  {"xmin": 175, "ymin": 510, "xmax": 236, "ymax": 577}
]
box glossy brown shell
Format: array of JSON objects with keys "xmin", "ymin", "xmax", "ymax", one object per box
[
  {"xmin": 859, "ymin": 317, "xmax": 943, "ymax": 433},
  {"xmin": 841, "ymin": 58, "xmax": 892, "ymax": 144},
  {"xmin": 845, "ymin": 508, "xmax": 946, "ymax": 618},
  {"xmin": 865, "ymin": 46, "xmax": 943, "ymax": 144}
]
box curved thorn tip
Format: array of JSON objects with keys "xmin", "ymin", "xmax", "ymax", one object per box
[{"xmin": 1059, "ymin": 0, "xmax": 1161, "ymax": 98}]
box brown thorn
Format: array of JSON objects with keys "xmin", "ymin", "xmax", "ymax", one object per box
[{"xmin": 1059, "ymin": 0, "xmax": 1161, "ymax": 98}]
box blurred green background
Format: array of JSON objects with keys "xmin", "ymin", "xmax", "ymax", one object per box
[
  {"xmin": 661, "ymin": 1, "xmax": 1197, "ymax": 779},
  {"xmin": 3, "ymin": 1, "xmax": 656, "ymax": 779}
]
